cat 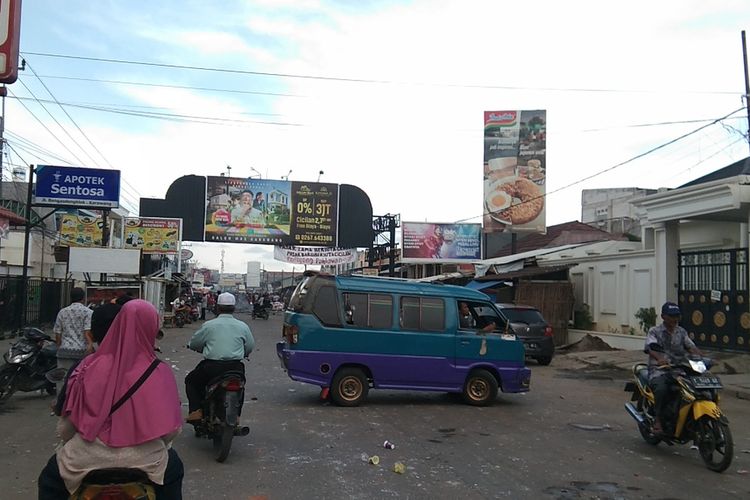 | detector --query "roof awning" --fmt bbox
[465,279,506,291]
[0,206,26,225]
